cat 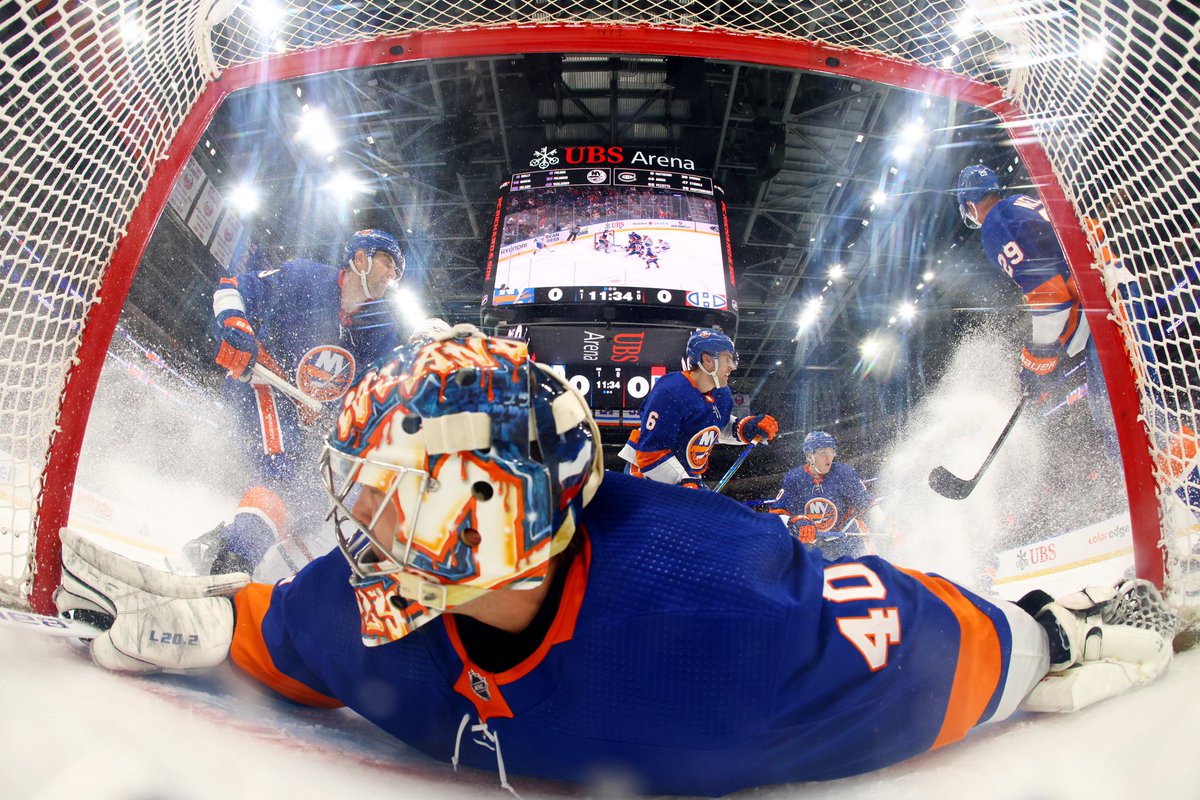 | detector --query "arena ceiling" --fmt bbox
[128,51,1031,473]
